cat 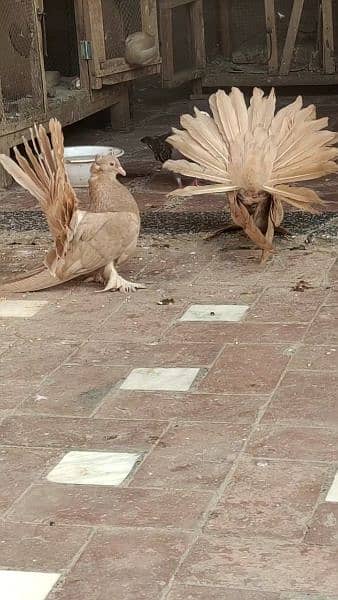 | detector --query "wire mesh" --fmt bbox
[102,0,143,60]
[0,0,43,120]
[203,0,324,78]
